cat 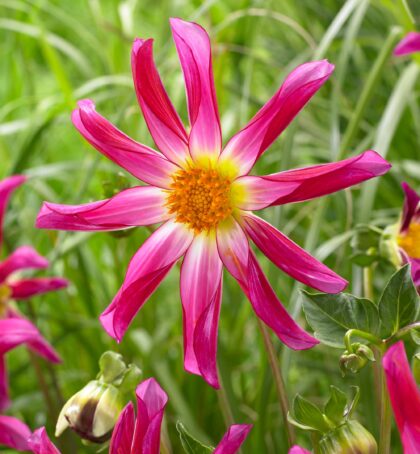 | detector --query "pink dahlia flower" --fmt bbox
[394,32,420,56]
[28,377,251,454]
[0,175,67,409]
[382,341,420,453]
[36,18,390,388]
